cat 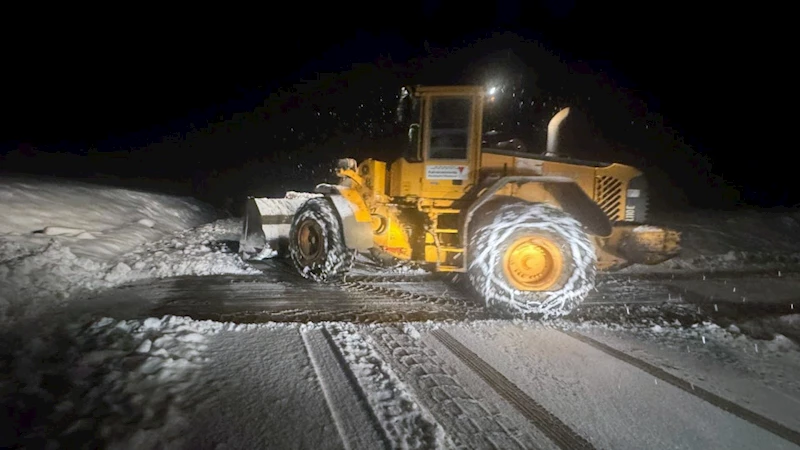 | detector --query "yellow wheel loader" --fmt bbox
[241,85,680,317]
